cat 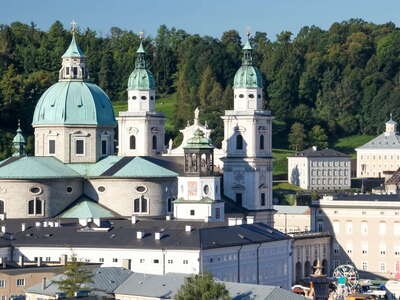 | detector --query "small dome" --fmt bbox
[233,65,263,89]
[32,81,116,126]
[184,129,214,149]
[127,68,155,90]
